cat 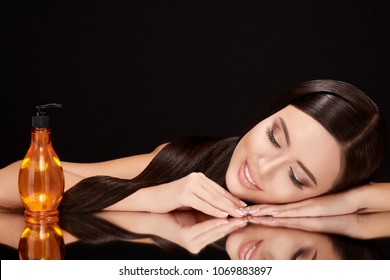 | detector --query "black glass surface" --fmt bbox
[1,210,390,260]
